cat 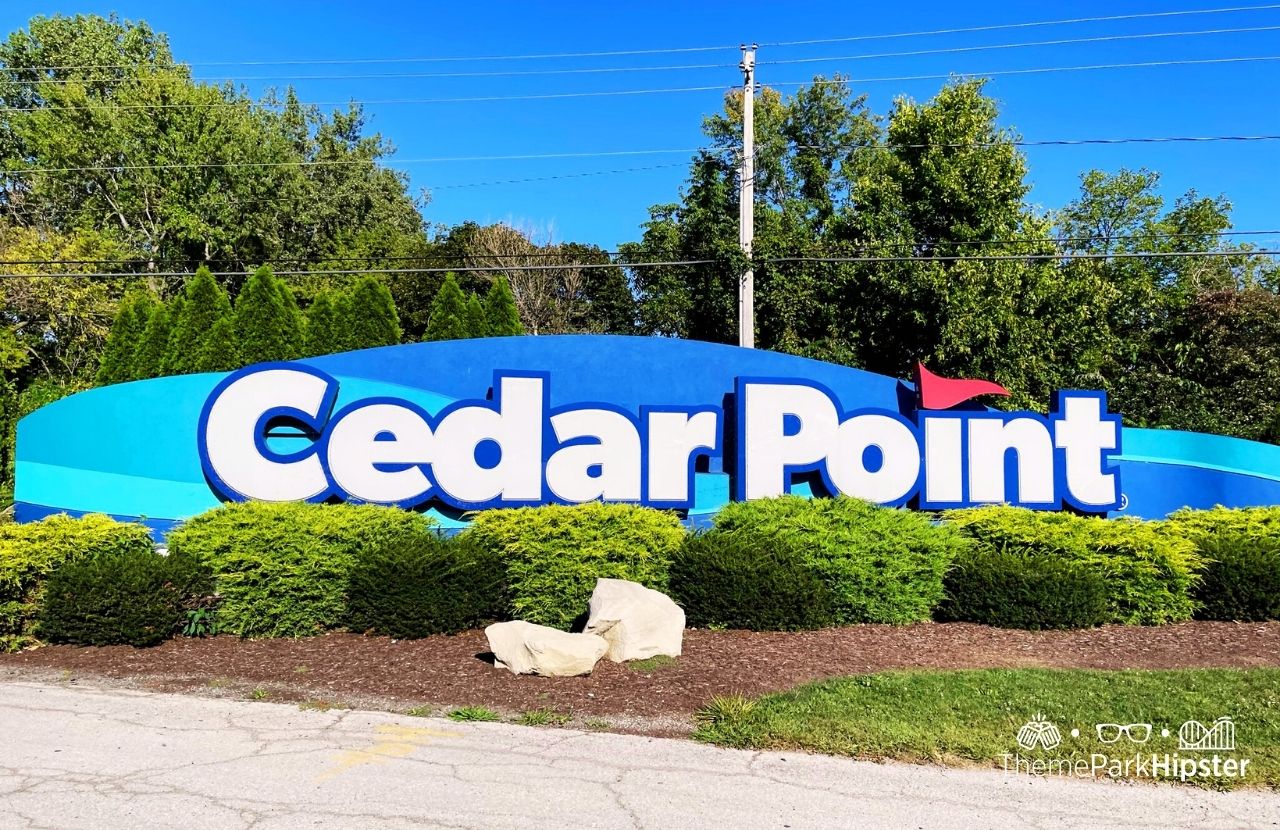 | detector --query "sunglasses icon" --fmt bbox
[1095,723,1152,744]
